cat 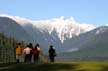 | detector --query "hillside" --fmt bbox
[0,17,33,43]
[56,26,108,61]
[0,33,17,63]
